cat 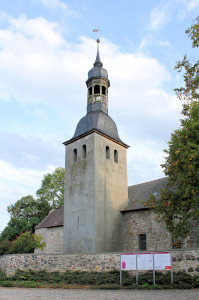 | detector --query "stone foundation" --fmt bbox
[0,249,199,277]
